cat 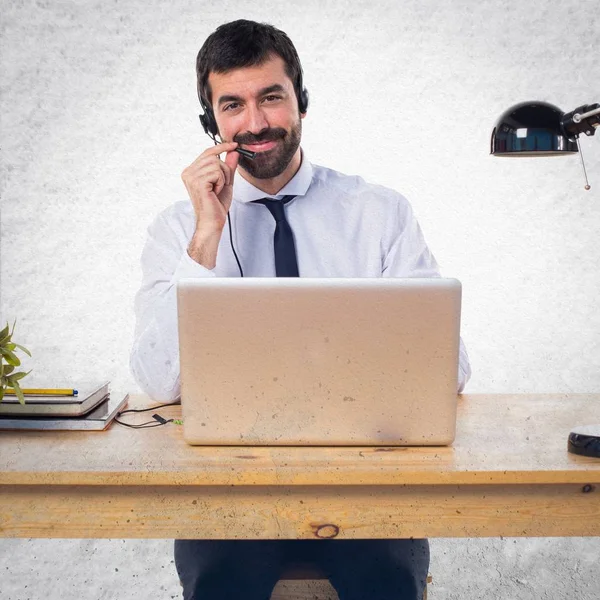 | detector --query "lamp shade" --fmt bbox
[490,101,578,156]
